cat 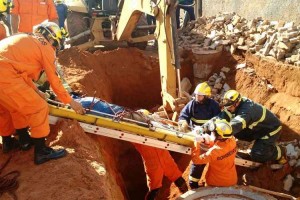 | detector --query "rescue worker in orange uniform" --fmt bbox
[192,119,237,187]
[133,144,188,200]
[11,0,58,33]
[0,21,85,165]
